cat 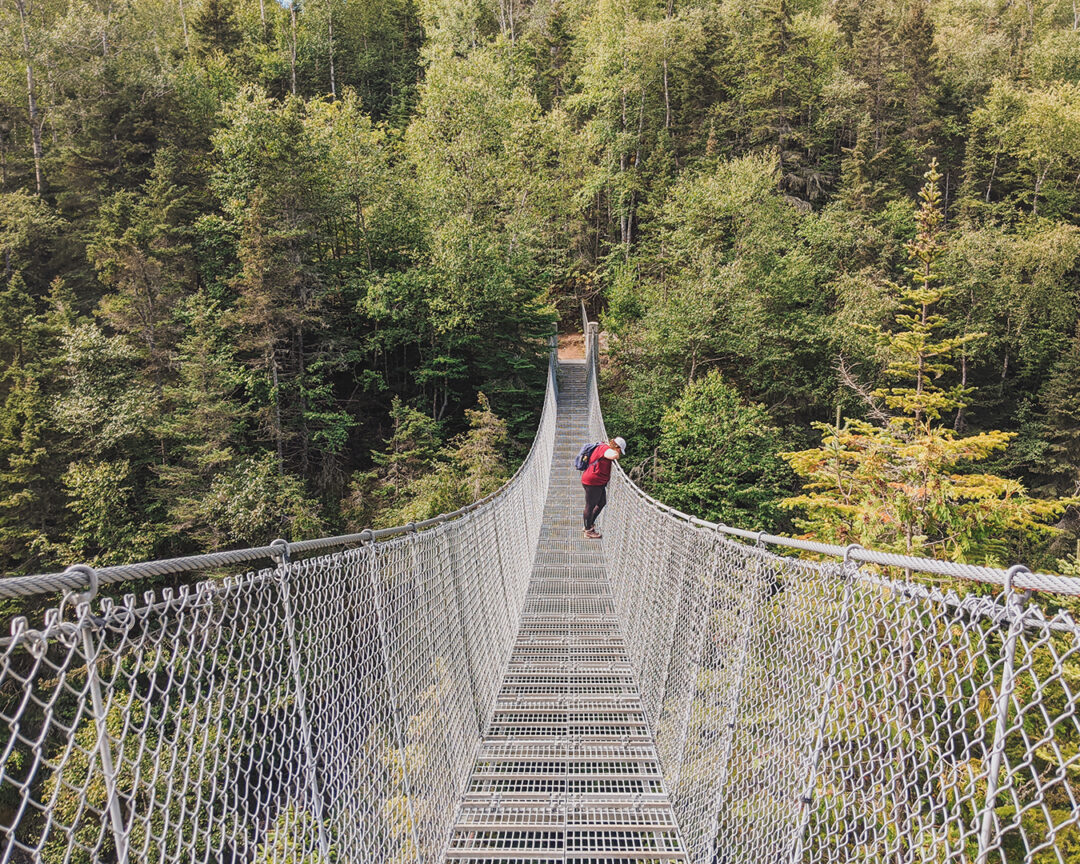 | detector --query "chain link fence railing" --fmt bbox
[0,342,558,864]
[582,313,1080,864]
